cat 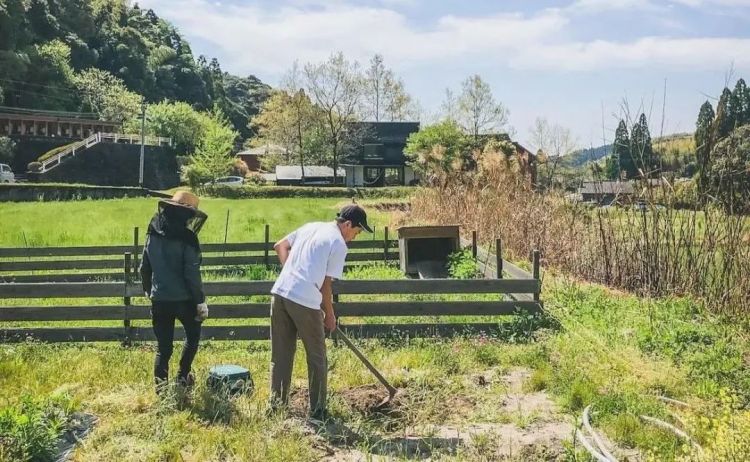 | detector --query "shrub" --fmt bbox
[245,171,266,186]
[200,185,415,199]
[447,249,479,279]
[0,394,75,462]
